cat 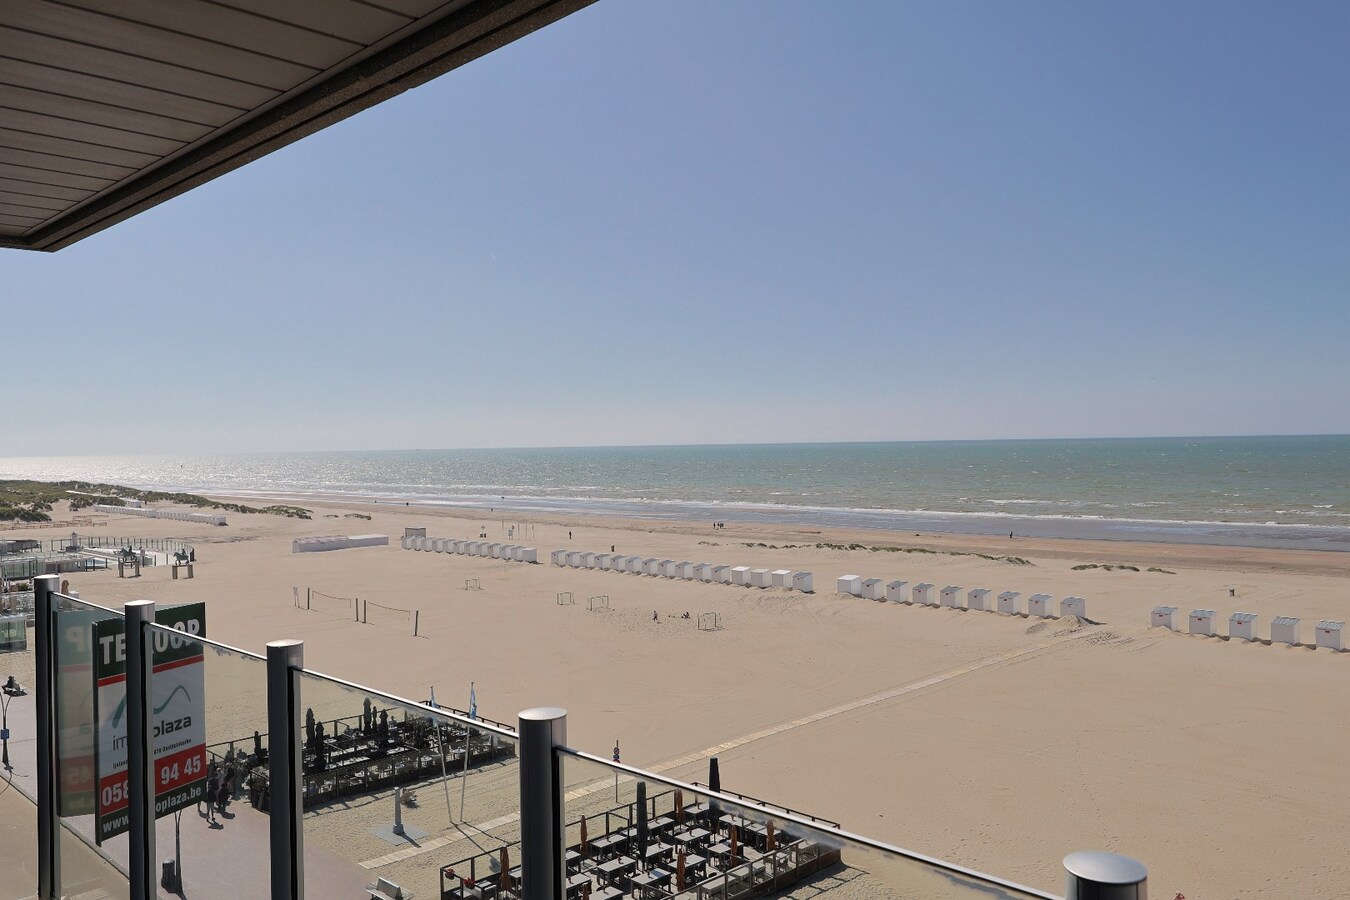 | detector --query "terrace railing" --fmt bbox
[18,576,1149,900]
